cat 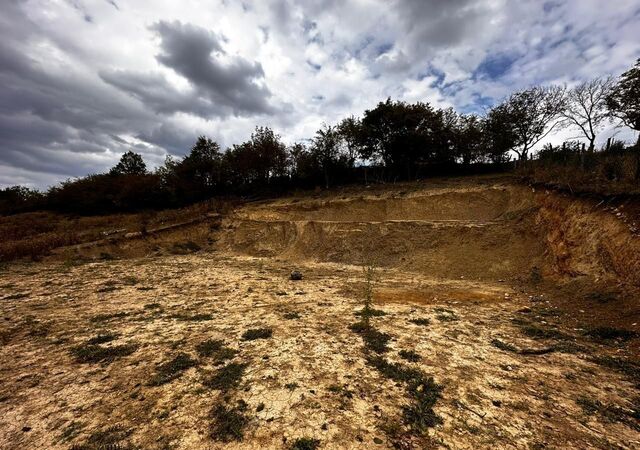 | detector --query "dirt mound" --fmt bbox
[219,185,544,281]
